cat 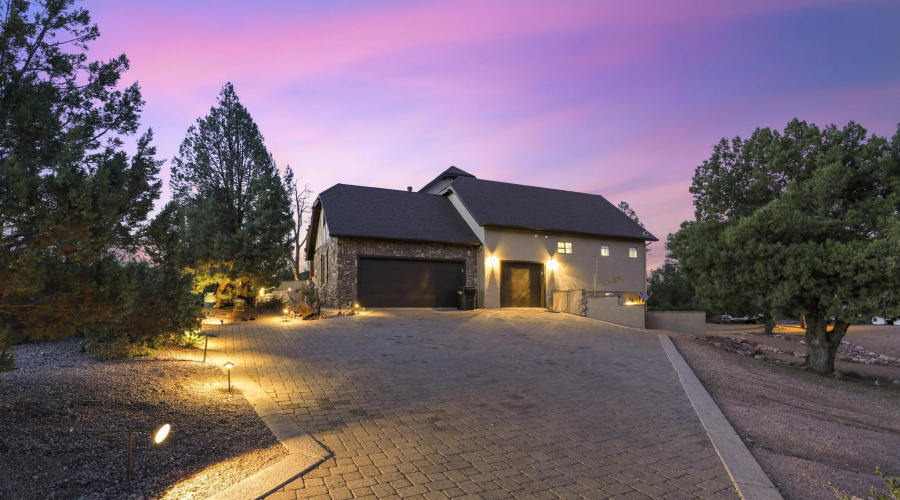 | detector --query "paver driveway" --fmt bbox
[216,309,738,499]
